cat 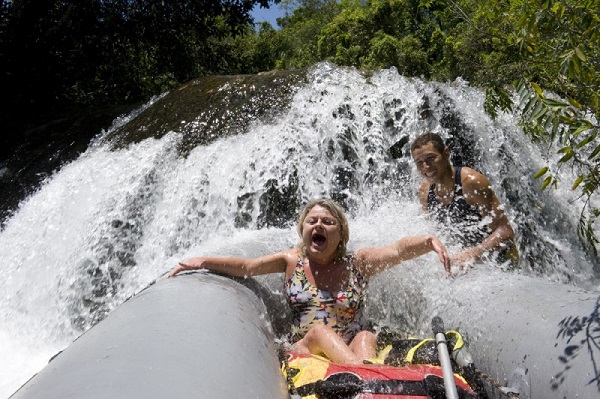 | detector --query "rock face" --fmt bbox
[103,70,307,153]
[0,69,307,226]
